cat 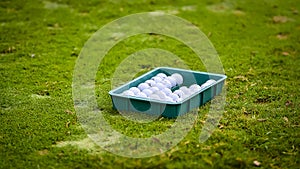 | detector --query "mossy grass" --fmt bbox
[0,0,299,168]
